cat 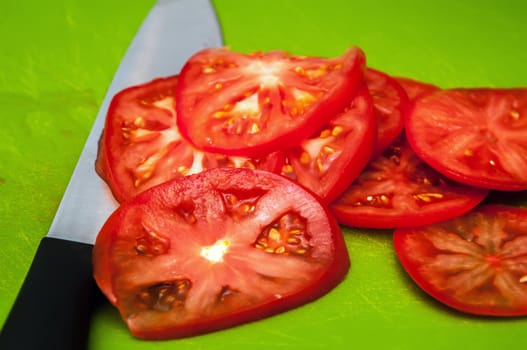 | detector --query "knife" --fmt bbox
[0,1,223,349]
